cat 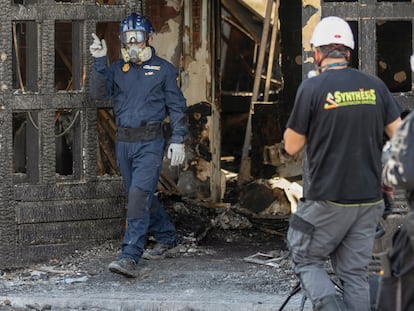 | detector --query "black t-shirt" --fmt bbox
[287,68,402,202]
